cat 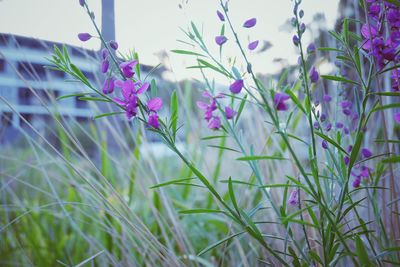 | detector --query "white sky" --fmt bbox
[0,0,339,81]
